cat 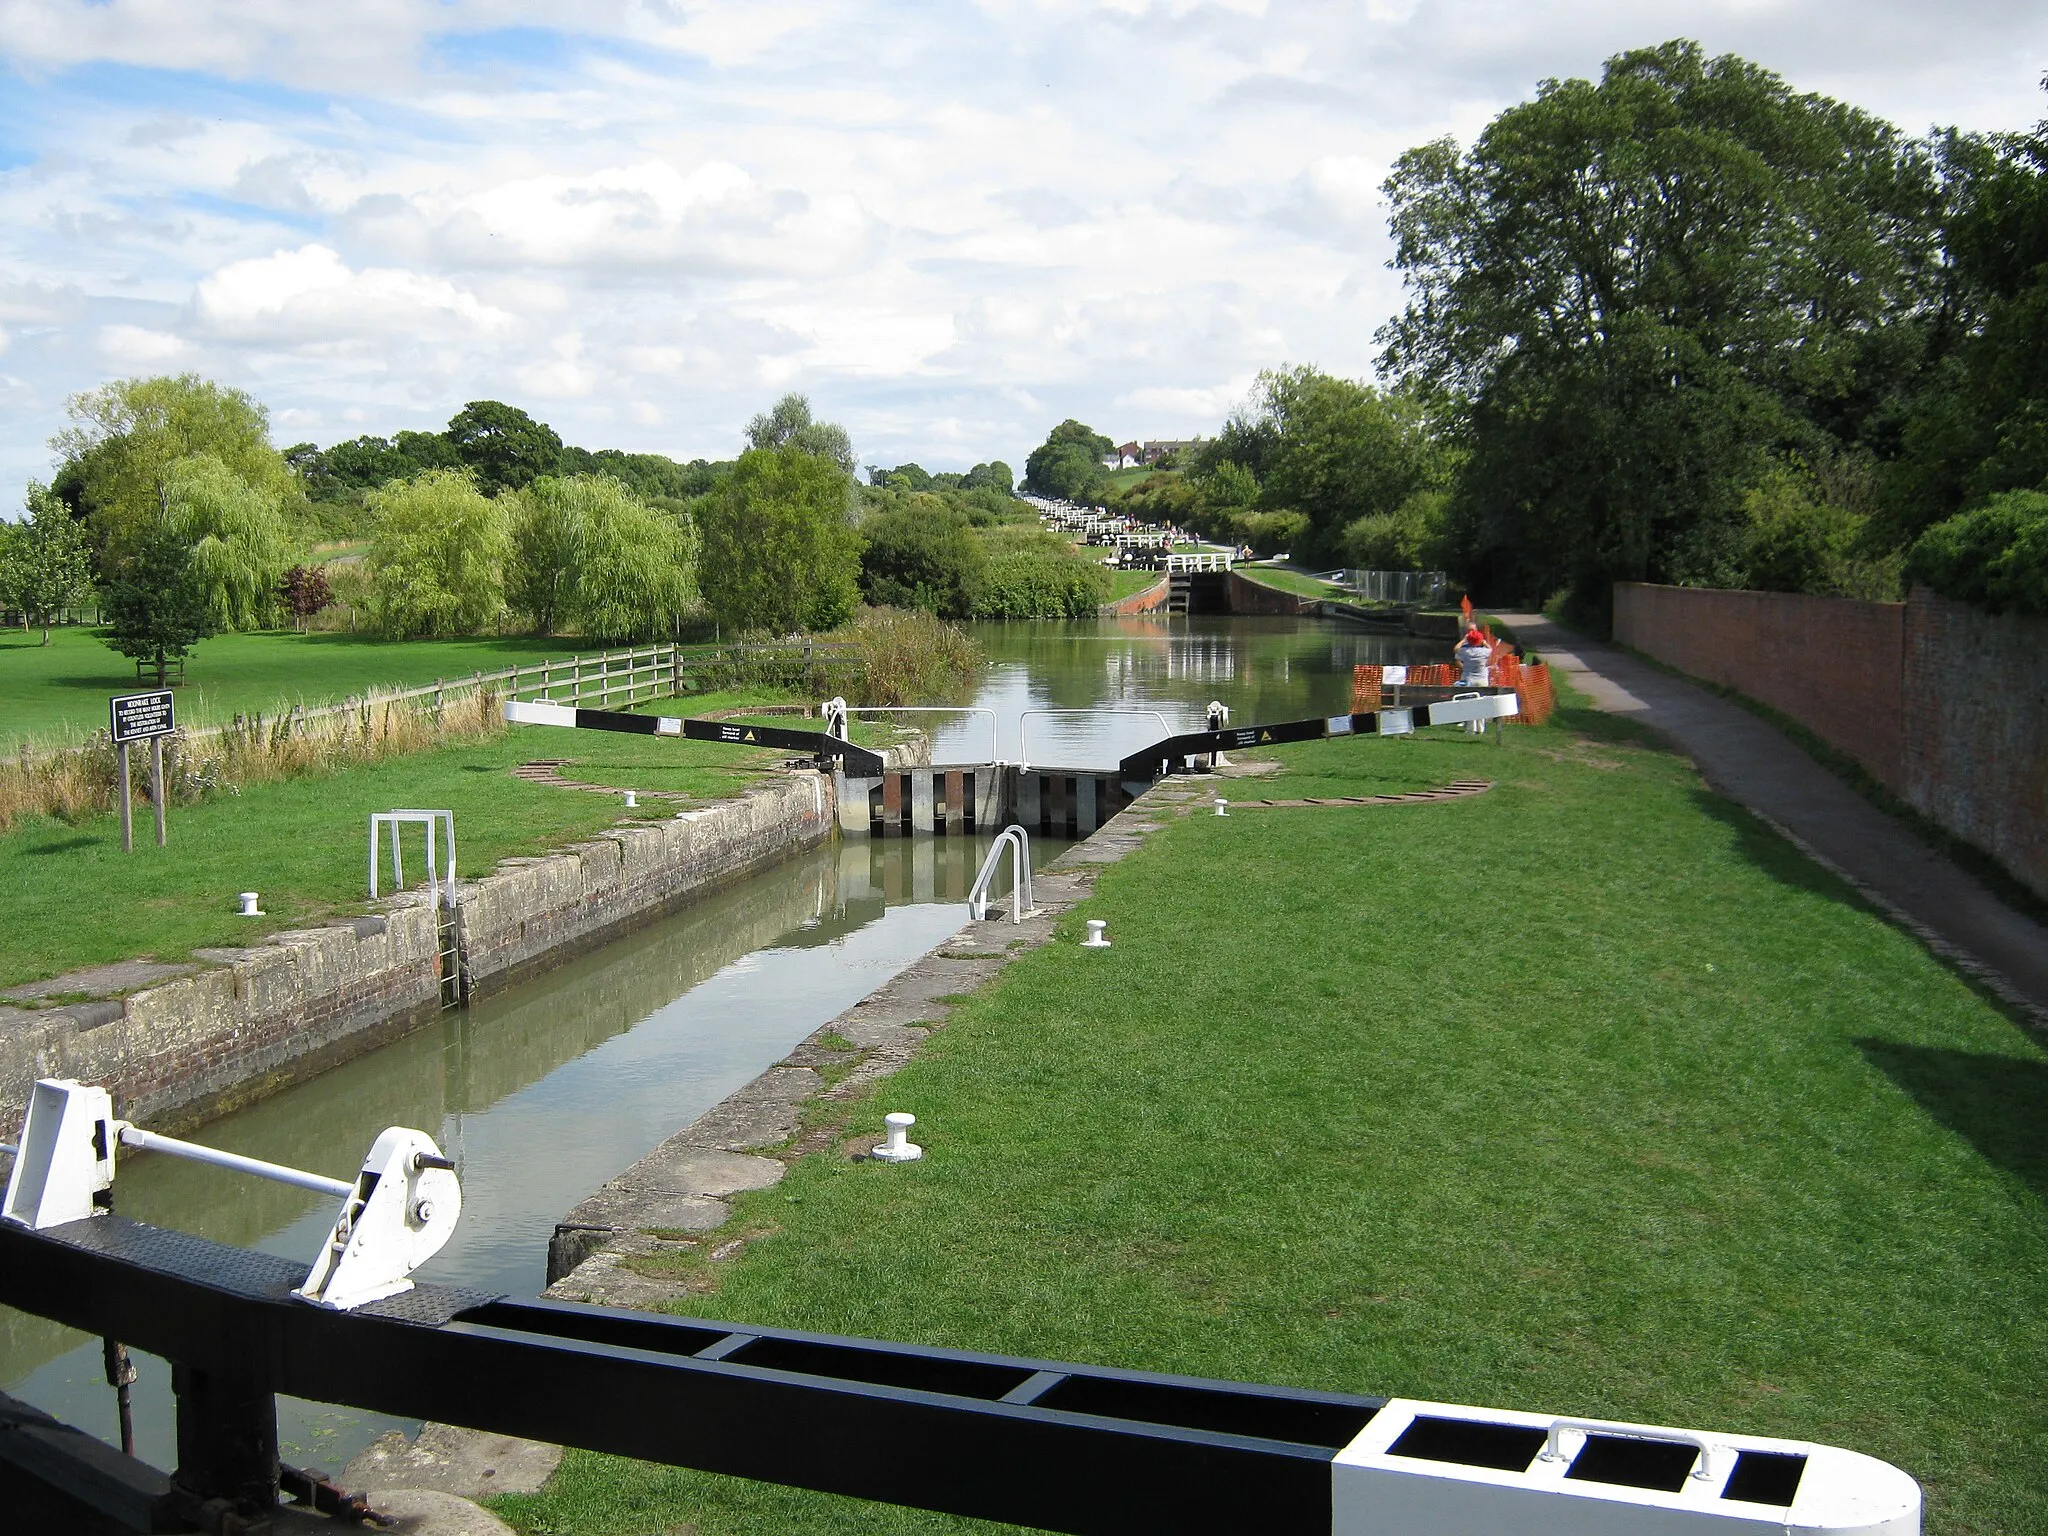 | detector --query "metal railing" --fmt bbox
[1018,708,1174,769]
[836,705,1002,766]
[967,825,1034,922]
